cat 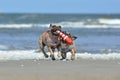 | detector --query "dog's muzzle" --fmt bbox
[51,28,61,36]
